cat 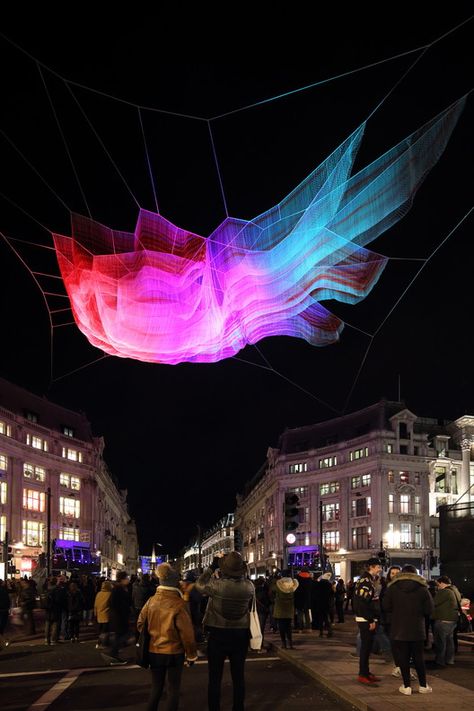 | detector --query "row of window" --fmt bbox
[20,490,81,517]
[389,493,421,514]
[290,447,370,474]
[21,520,82,547]
[0,459,82,489]
[1,416,75,438]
